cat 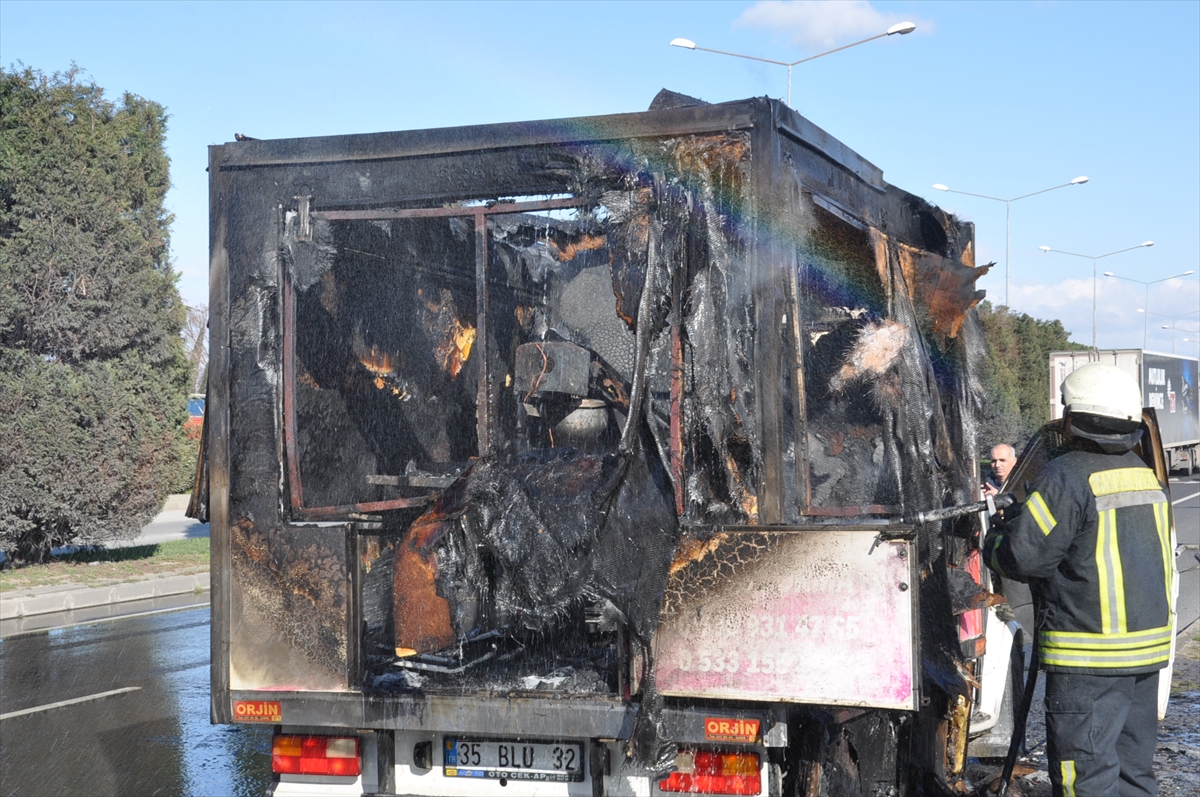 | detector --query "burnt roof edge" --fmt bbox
[217,98,759,170]
[216,94,888,197]
[774,101,886,192]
